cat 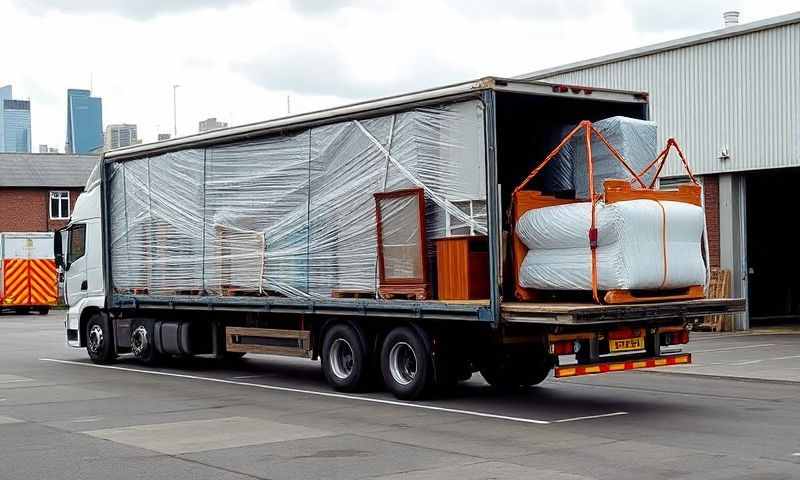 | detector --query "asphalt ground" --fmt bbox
[1,311,799,479]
